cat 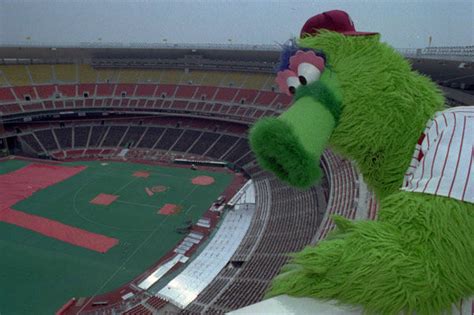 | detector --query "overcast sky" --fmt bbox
[0,0,472,48]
